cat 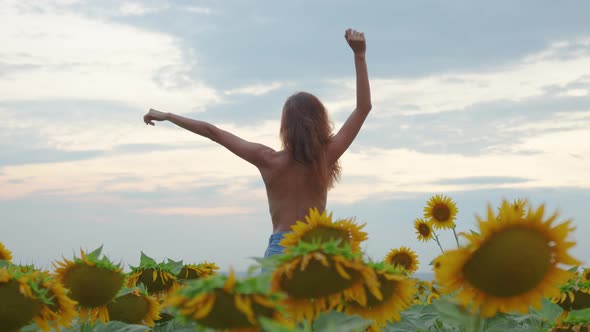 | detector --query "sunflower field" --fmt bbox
[2,195,590,332]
